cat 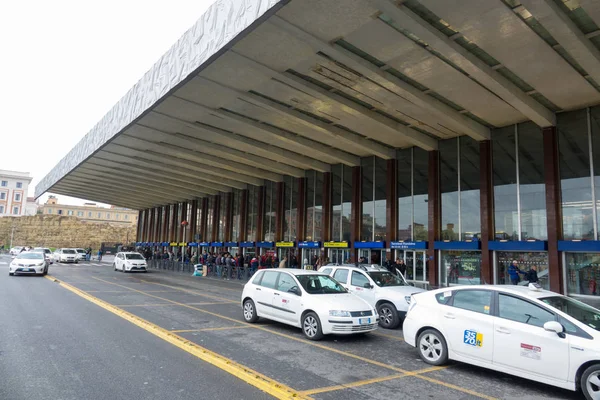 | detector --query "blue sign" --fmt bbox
[135,242,141,246]
[225,241,239,247]
[198,242,210,247]
[354,241,385,249]
[240,241,255,248]
[162,242,169,247]
[298,241,321,249]
[188,242,199,247]
[256,241,275,248]
[488,240,547,252]
[558,240,600,252]
[434,241,481,250]
[390,241,427,250]
[210,242,224,247]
